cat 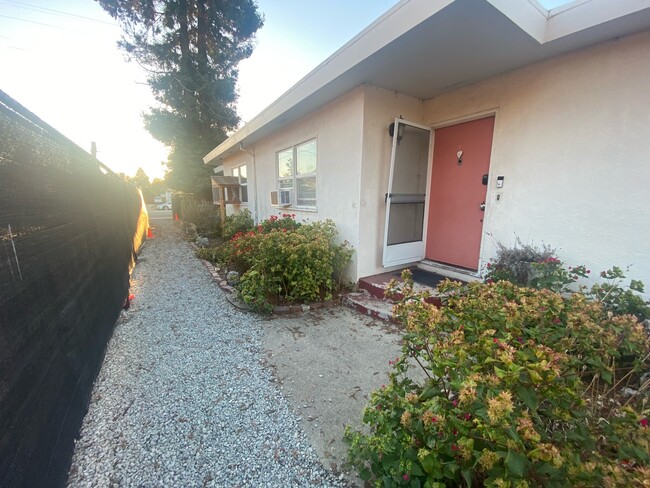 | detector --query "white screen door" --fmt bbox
[382,119,432,267]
